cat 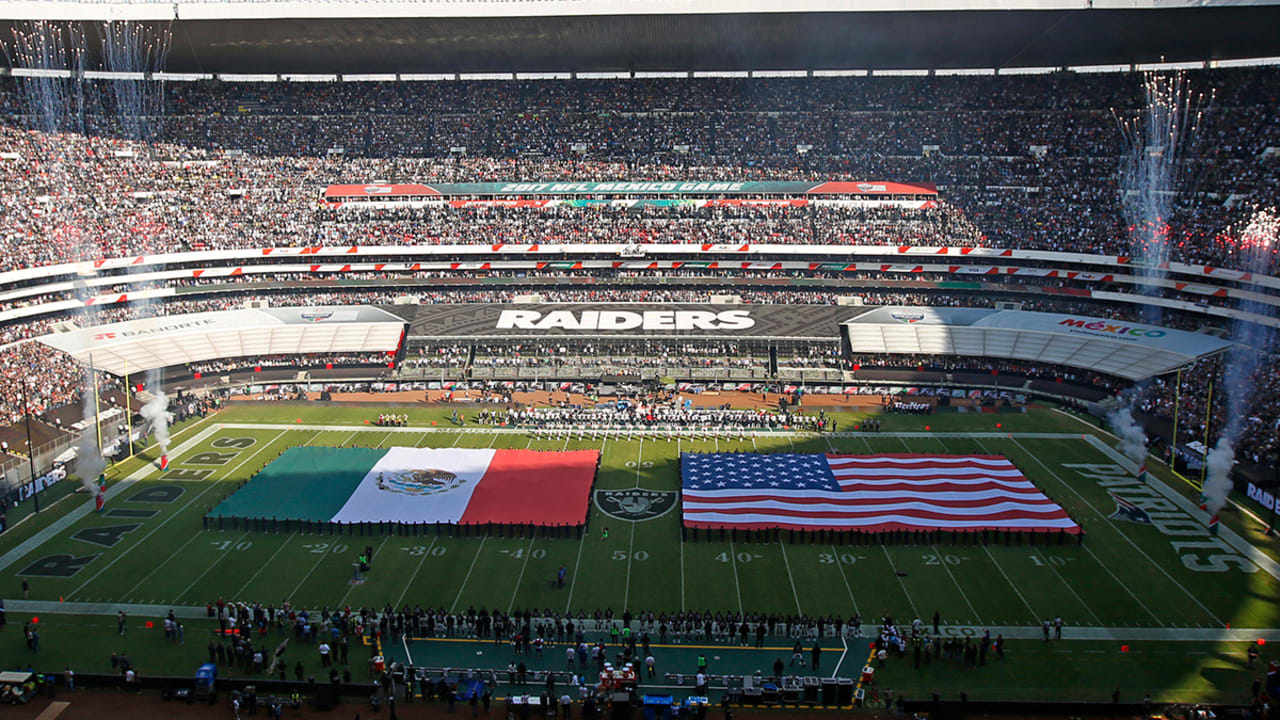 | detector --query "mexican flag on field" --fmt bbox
[209,446,600,526]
